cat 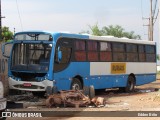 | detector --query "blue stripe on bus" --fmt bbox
[53,62,156,91]
[87,74,156,89]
